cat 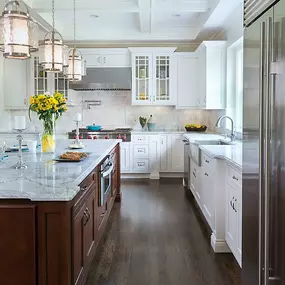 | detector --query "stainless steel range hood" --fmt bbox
[69,67,132,91]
